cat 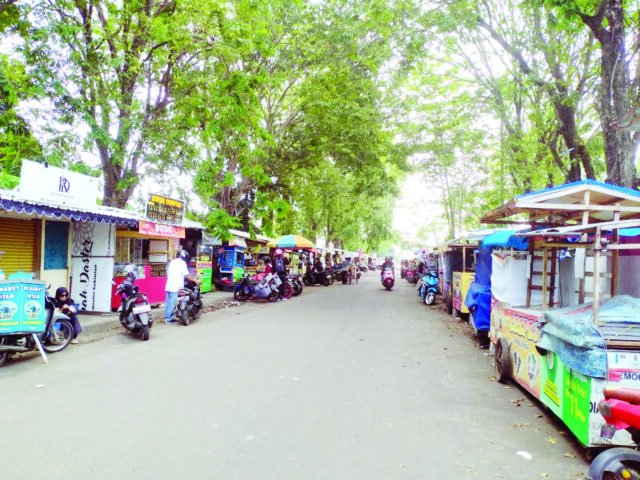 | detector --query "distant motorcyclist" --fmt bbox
[380,256,394,279]
[314,257,324,273]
